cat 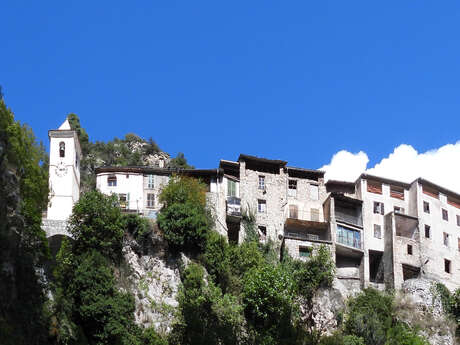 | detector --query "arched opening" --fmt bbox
[59,141,65,157]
